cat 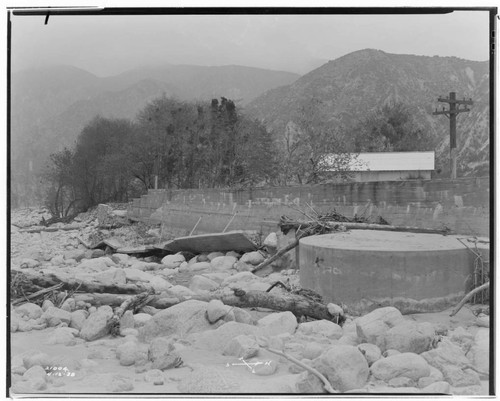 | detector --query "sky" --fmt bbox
[9,9,492,77]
